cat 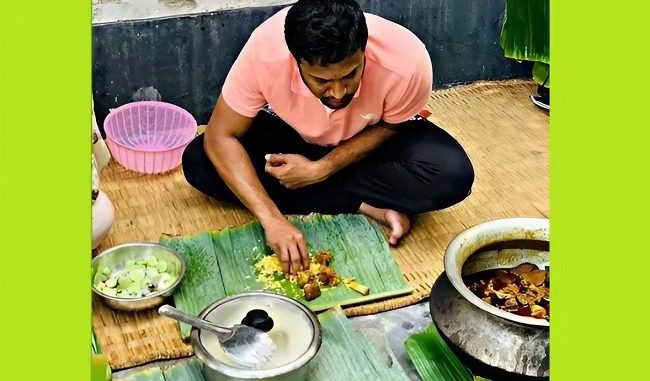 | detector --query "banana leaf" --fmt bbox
[405,324,474,381]
[309,305,411,380]
[116,361,202,381]
[121,367,165,381]
[91,330,100,354]
[500,0,549,64]
[91,354,111,381]
[532,61,550,87]
[161,233,230,336]
[162,358,204,381]
[161,213,413,338]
